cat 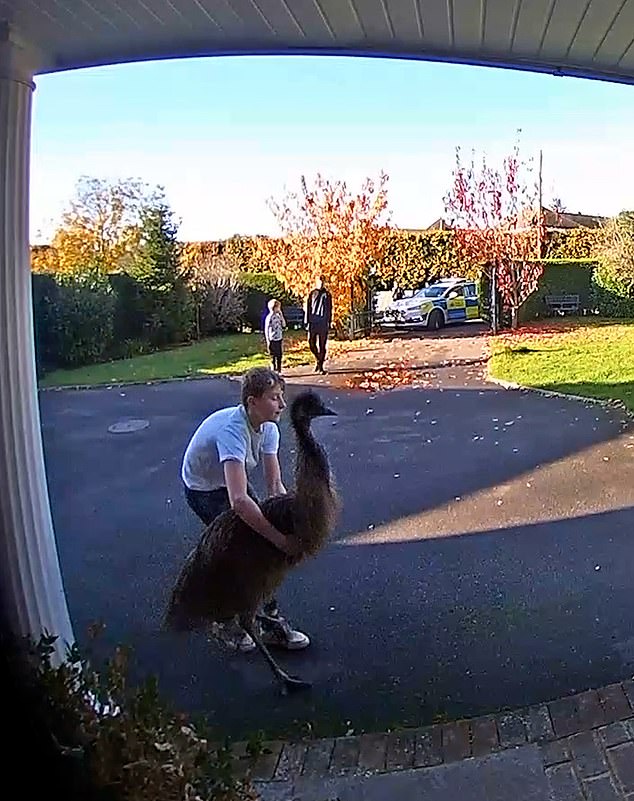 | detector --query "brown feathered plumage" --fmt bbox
[165,391,340,653]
